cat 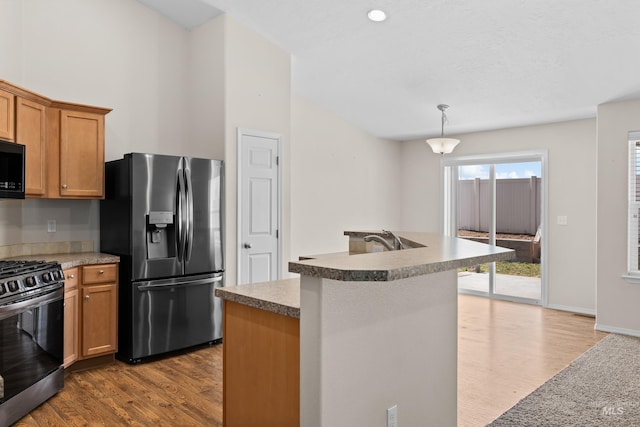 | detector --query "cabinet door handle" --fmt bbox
[243,243,252,249]
[62,184,68,189]
[67,274,75,279]
[85,295,90,301]
[99,270,104,274]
